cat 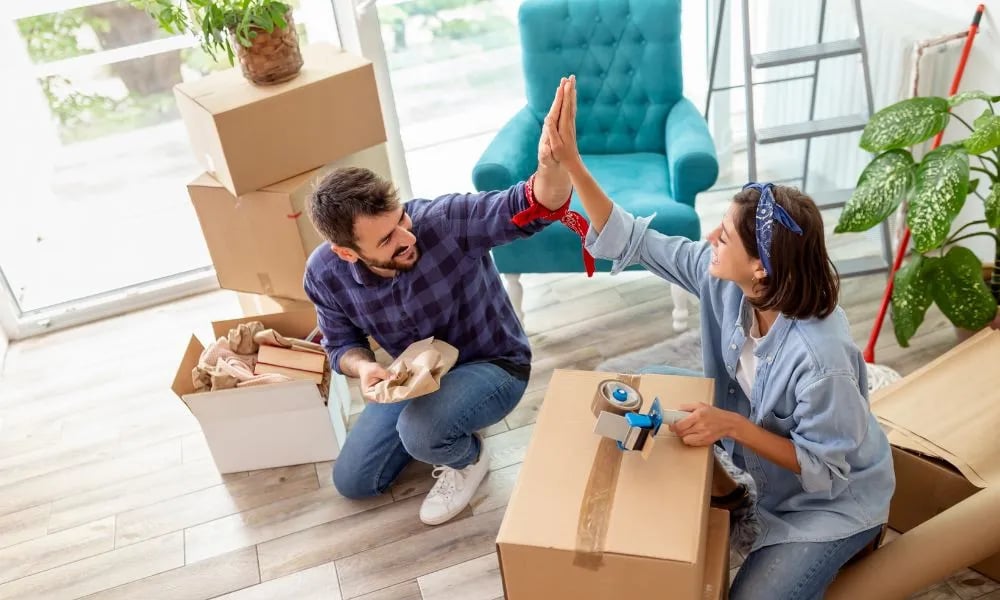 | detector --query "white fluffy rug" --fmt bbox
[596,328,703,373]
